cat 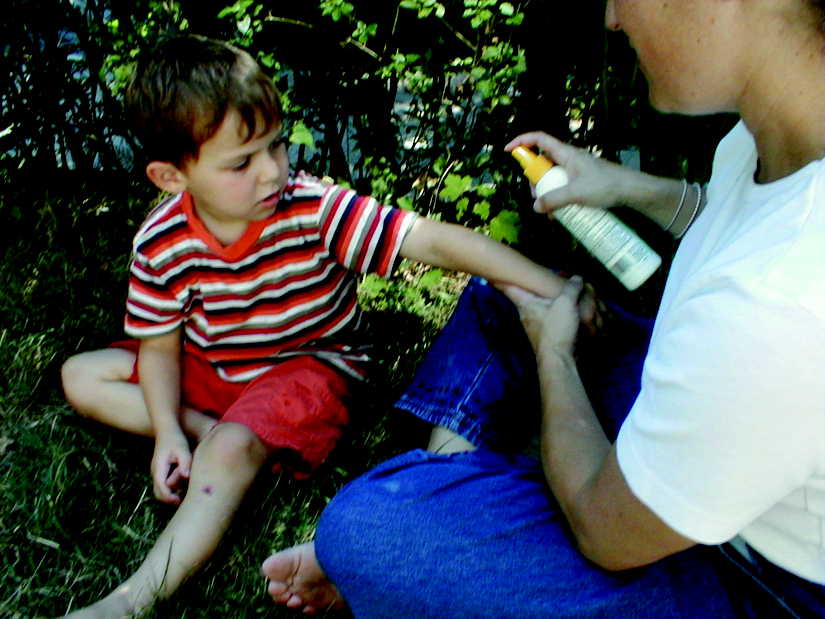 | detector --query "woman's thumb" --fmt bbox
[534,184,577,214]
